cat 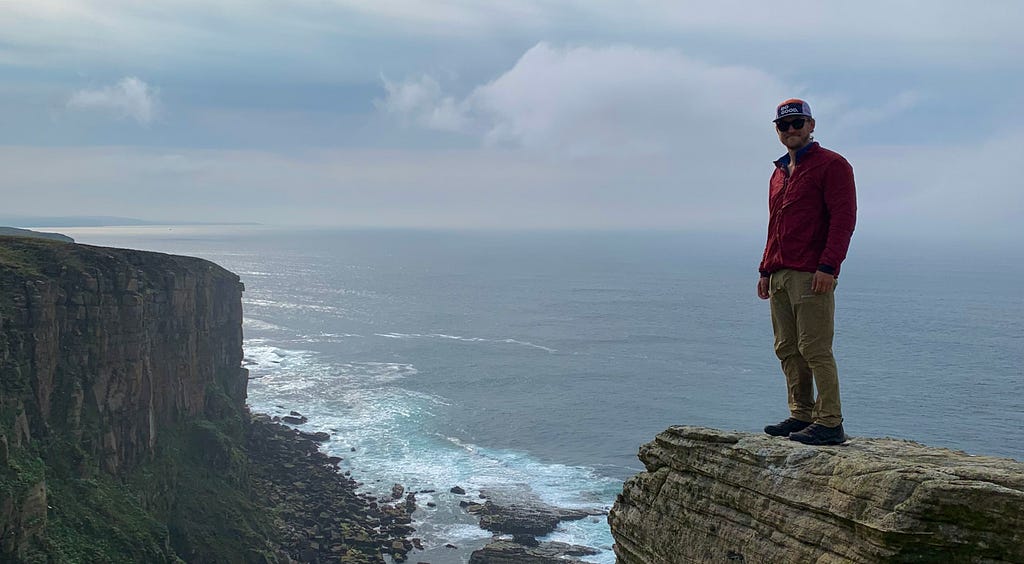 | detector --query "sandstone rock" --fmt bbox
[609,425,1024,563]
